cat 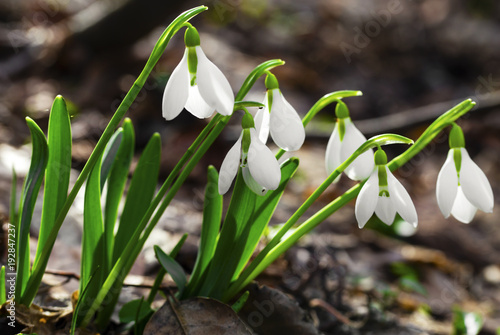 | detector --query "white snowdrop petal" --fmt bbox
[355,169,379,228]
[247,129,281,191]
[450,186,478,224]
[185,83,214,118]
[269,89,305,151]
[254,104,270,144]
[386,167,418,227]
[375,195,397,225]
[196,46,235,116]
[325,123,342,177]
[341,120,374,181]
[242,166,268,196]
[459,148,494,213]
[218,135,242,195]
[436,149,459,218]
[162,49,190,120]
